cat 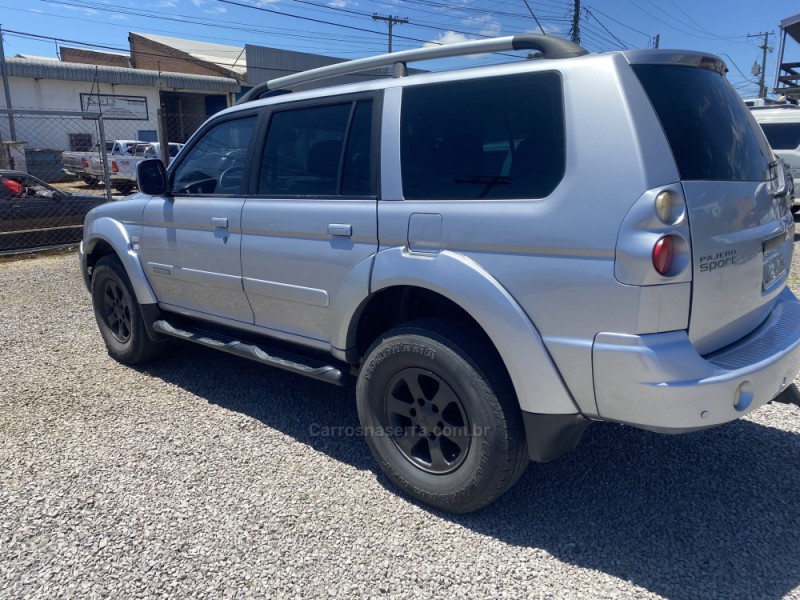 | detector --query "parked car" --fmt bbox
[750,105,800,212]
[86,140,147,194]
[100,143,185,195]
[134,142,184,161]
[61,148,97,184]
[0,170,106,251]
[62,140,142,186]
[80,36,800,513]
